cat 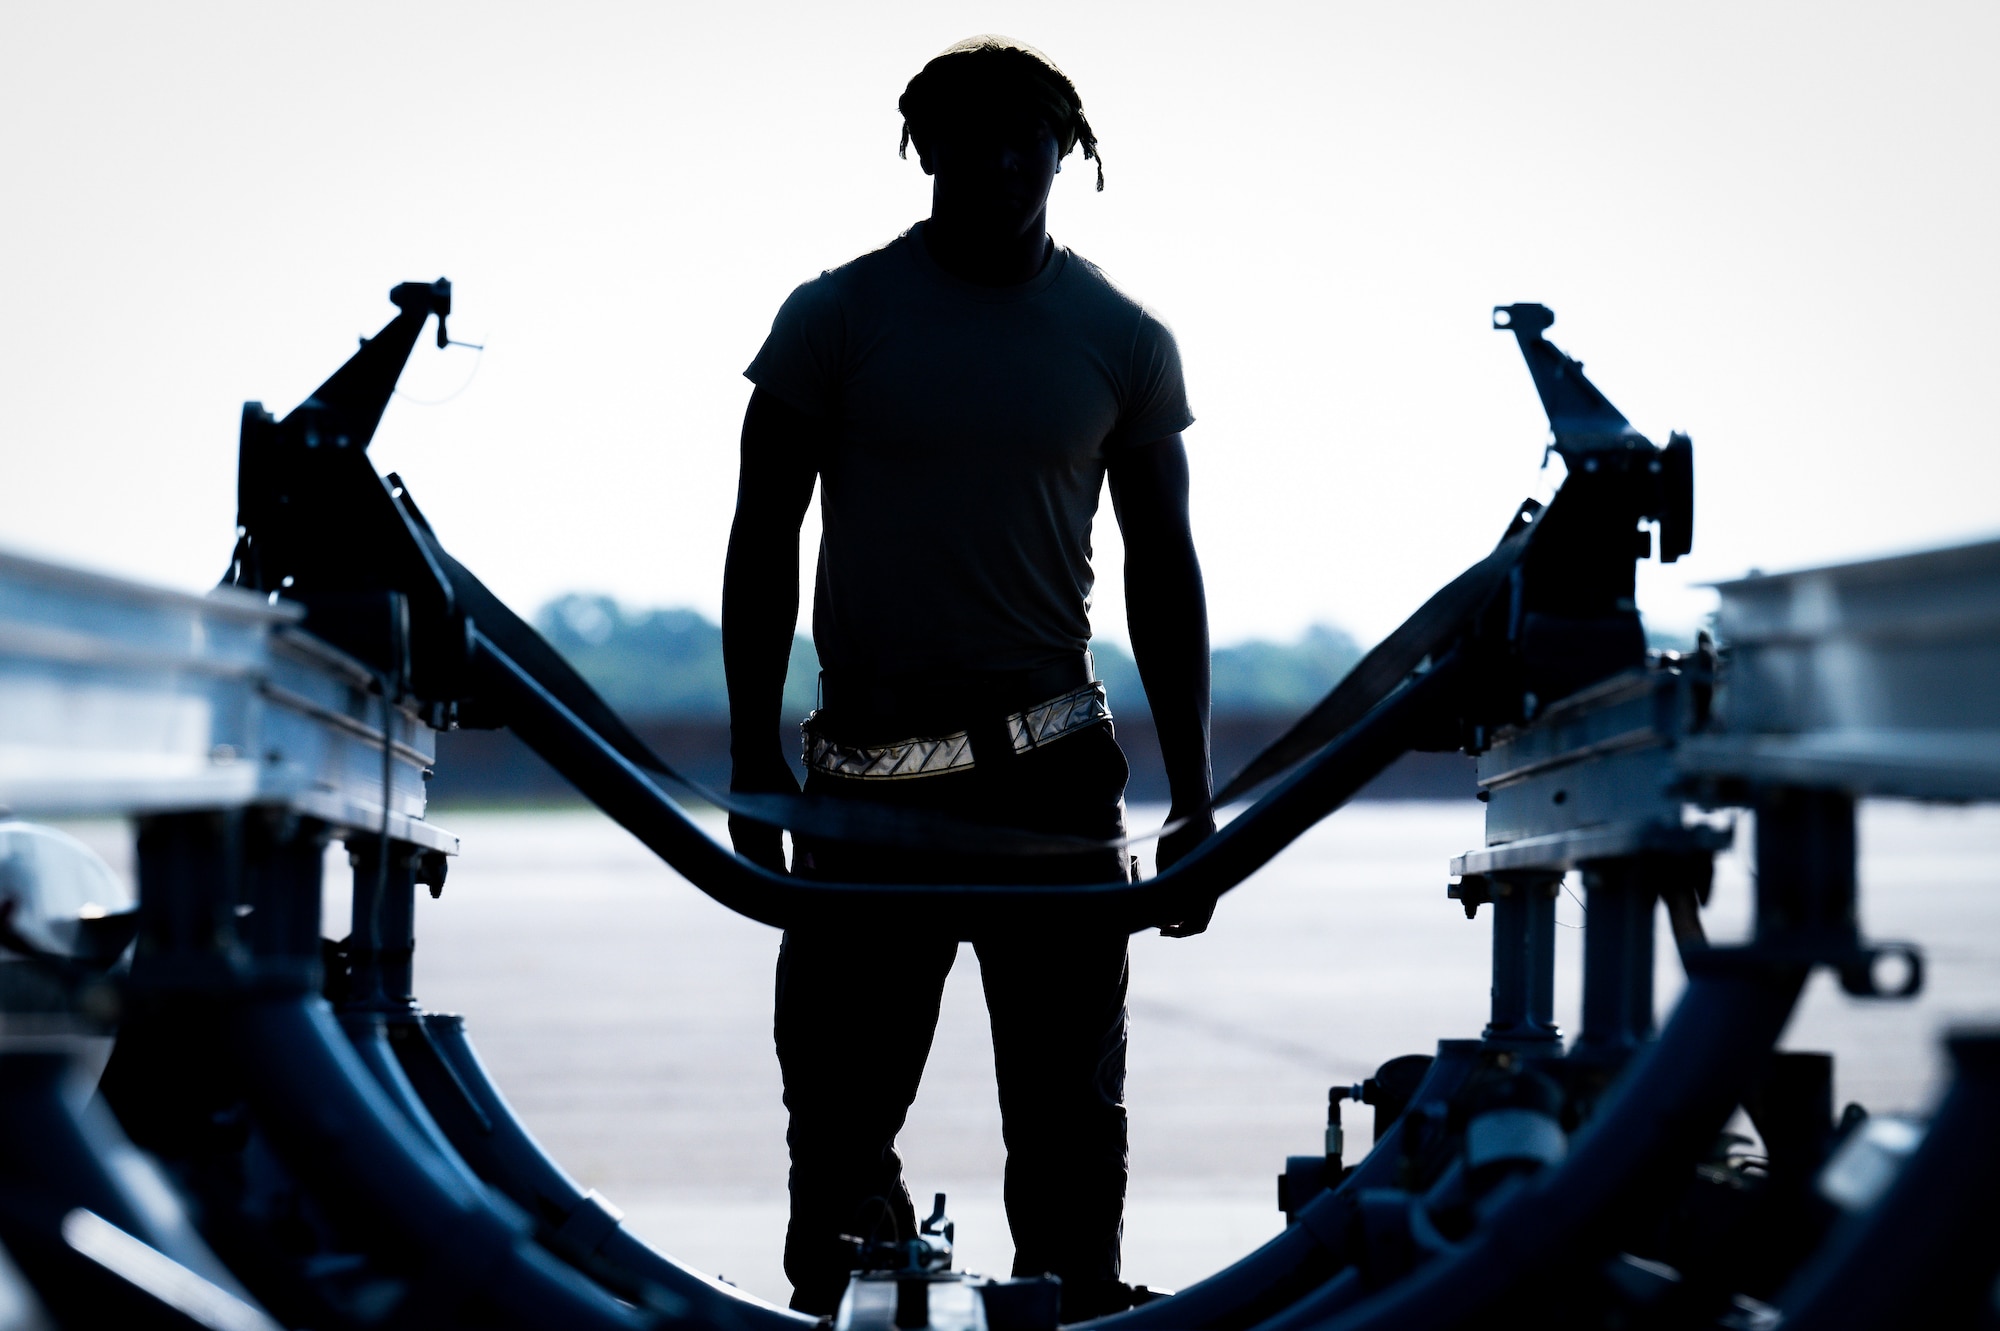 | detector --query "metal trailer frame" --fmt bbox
[3,281,1995,1329]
